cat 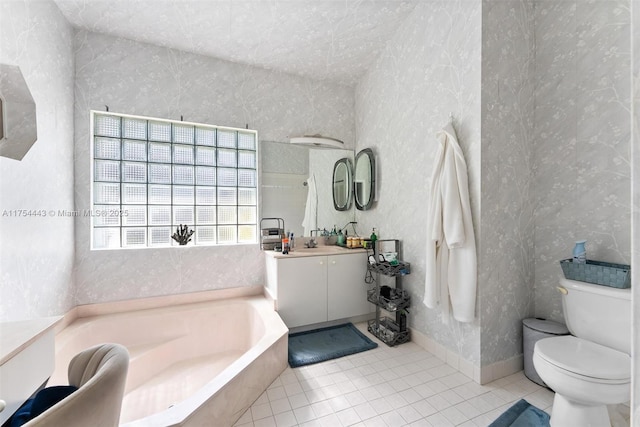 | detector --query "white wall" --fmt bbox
[533,0,632,322]
[479,0,631,373]
[355,0,483,365]
[480,0,536,367]
[0,0,75,322]
[631,1,639,423]
[72,31,355,305]
[355,0,632,378]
